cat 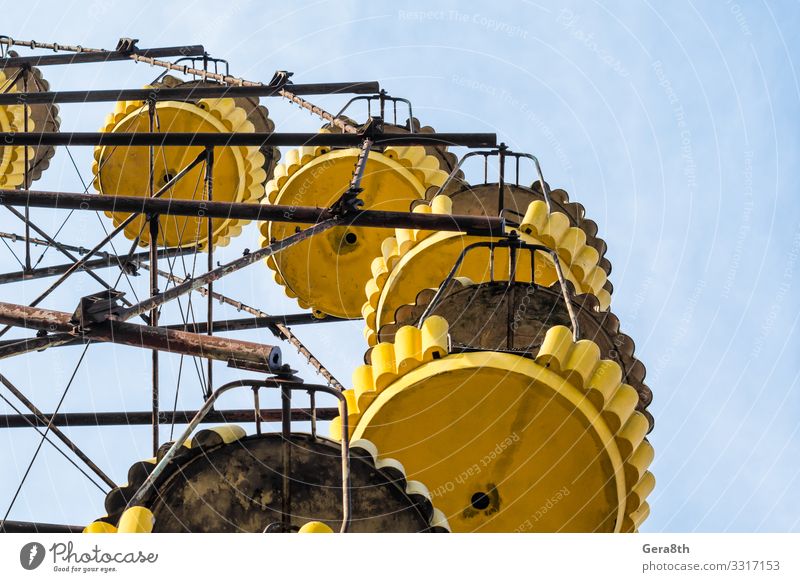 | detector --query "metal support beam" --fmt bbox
[0,45,205,67]
[0,520,83,533]
[0,312,342,357]
[0,131,497,148]
[0,302,282,371]
[0,333,79,359]
[0,407,338,428]
[0,246,195,285]
[161,313,346,333]
[117,134,375,324]
[0,190,505,235]
[0,82,382,105]
[0,151,206,339]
